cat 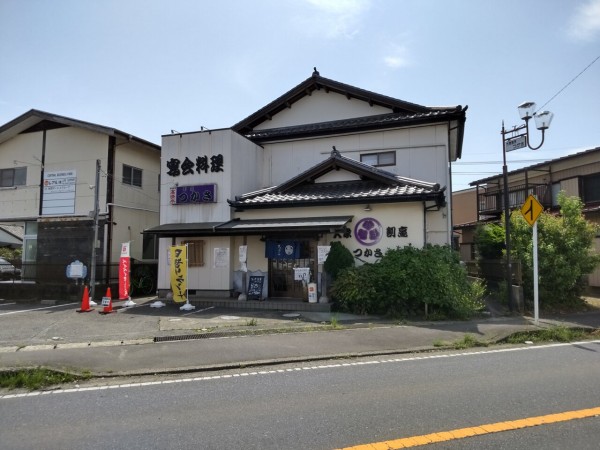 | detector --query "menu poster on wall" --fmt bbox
[318,246,331,264]
[214,247,229,268]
